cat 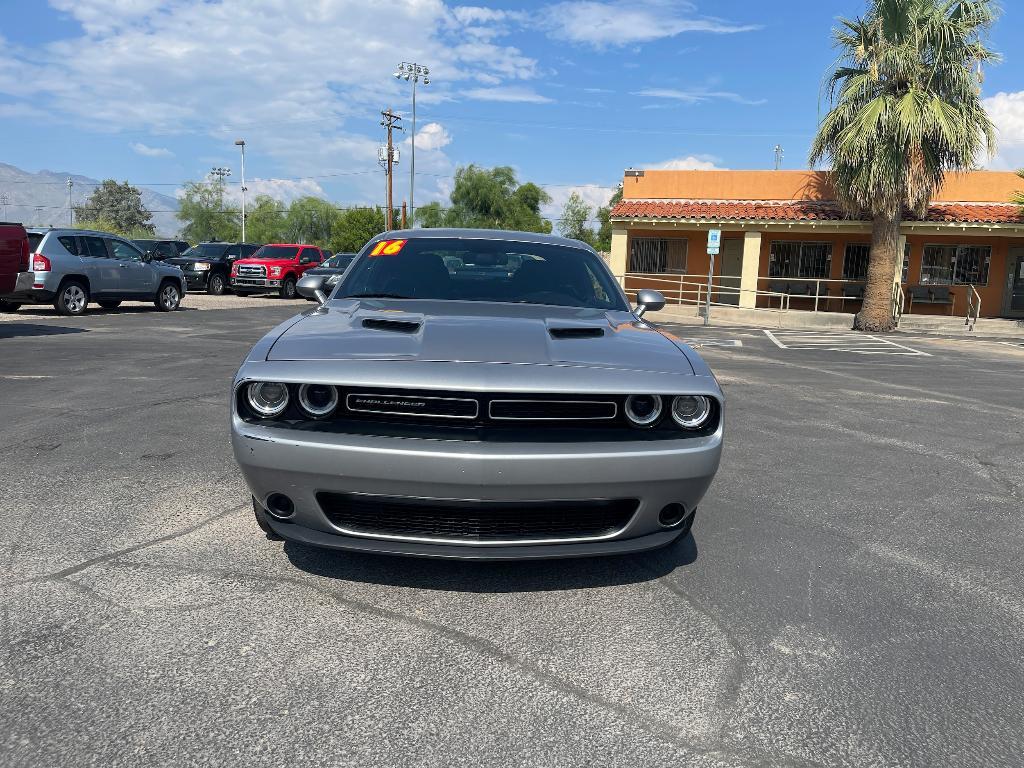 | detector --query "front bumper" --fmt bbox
[231,277,282,289]
[232,416,722,559]
[184,272,209,290]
